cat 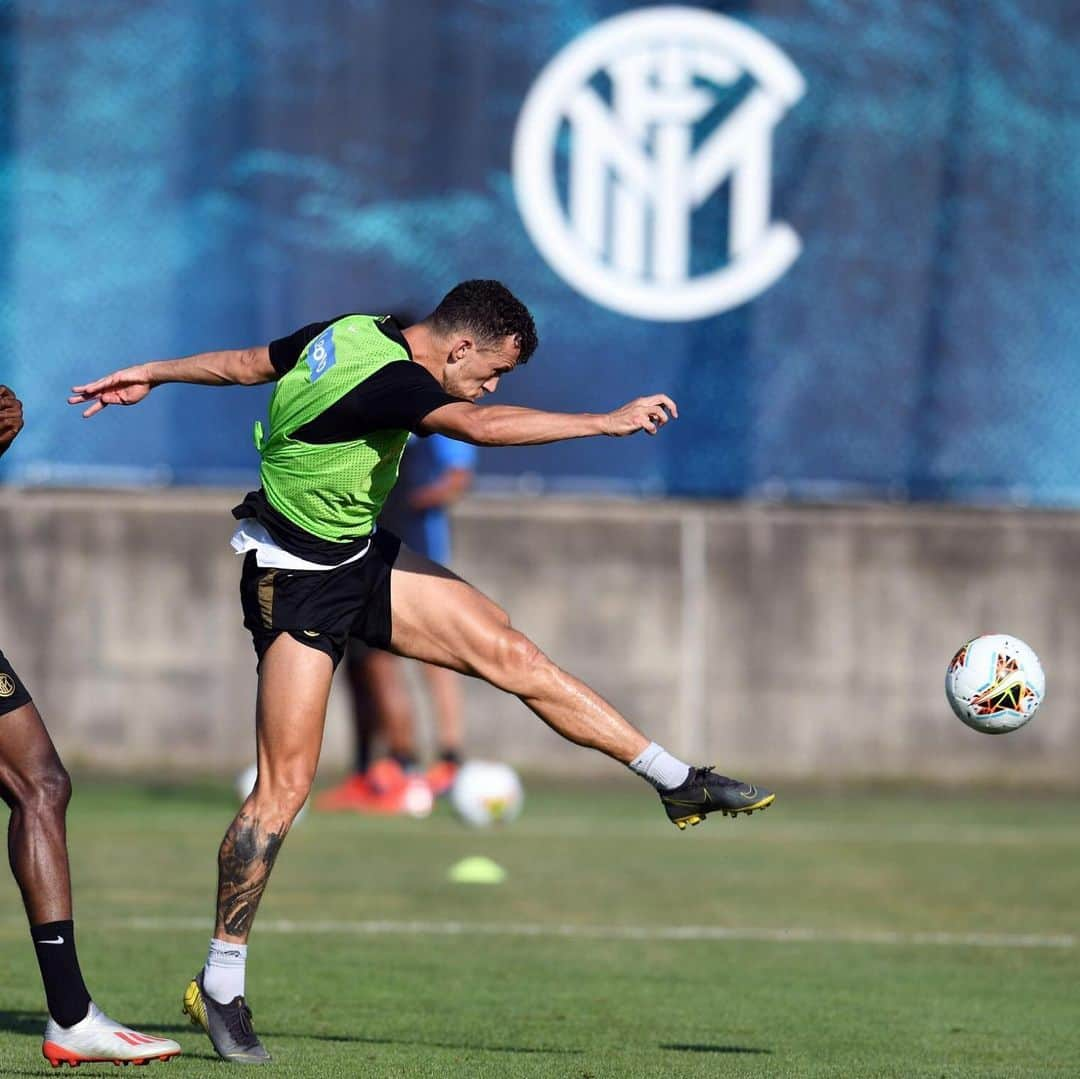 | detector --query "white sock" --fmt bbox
[203,939,247,1004]
[628,742,692,791]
